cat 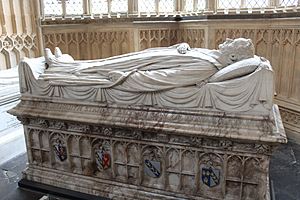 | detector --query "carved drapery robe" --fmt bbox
[40,47,222,92]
